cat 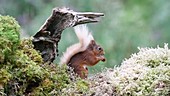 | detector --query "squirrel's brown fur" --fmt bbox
[60,25,105,79]
[68,40,105,79]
